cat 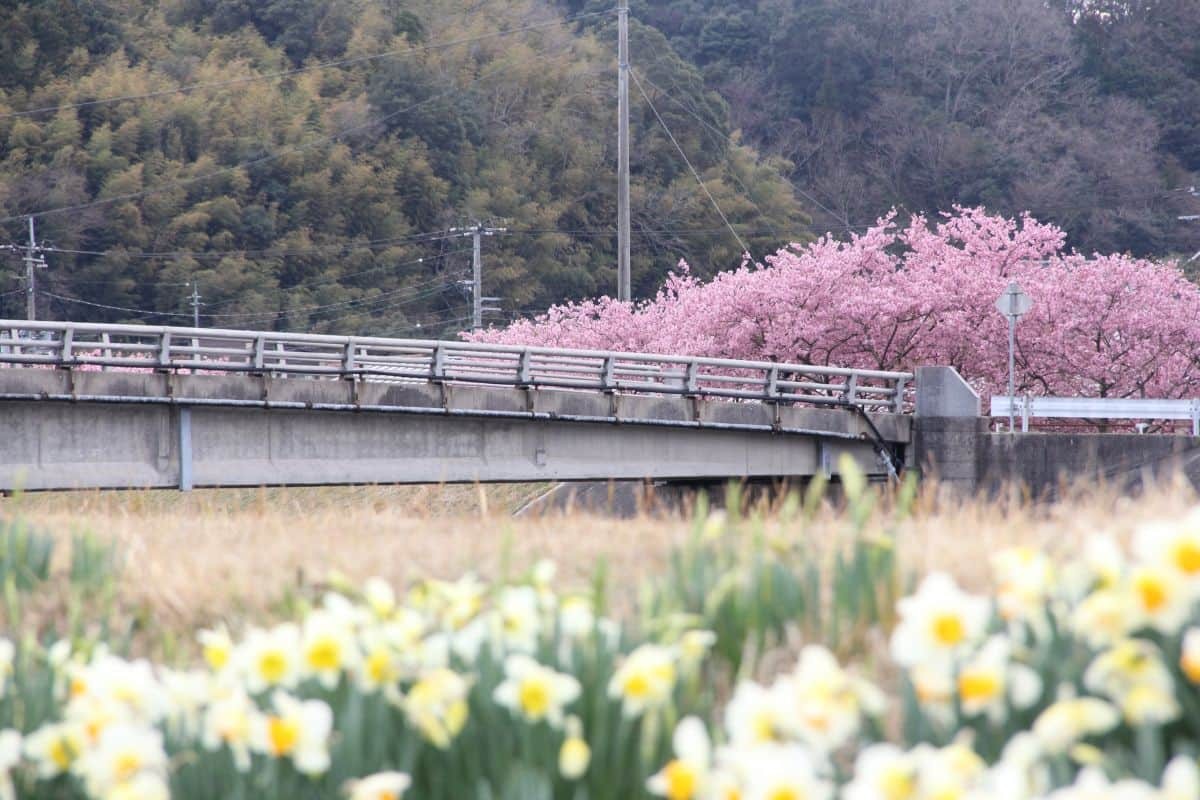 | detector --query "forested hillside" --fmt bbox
[0,0,804,334]
[2,0,1197,336]
[564,0,1200,258]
